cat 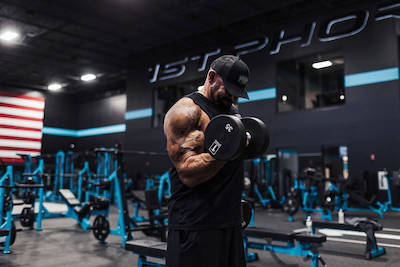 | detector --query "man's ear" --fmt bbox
[208,70,216,84]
